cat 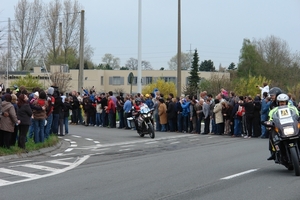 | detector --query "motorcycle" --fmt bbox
[263,105,300,176]
[130,104,155,139]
